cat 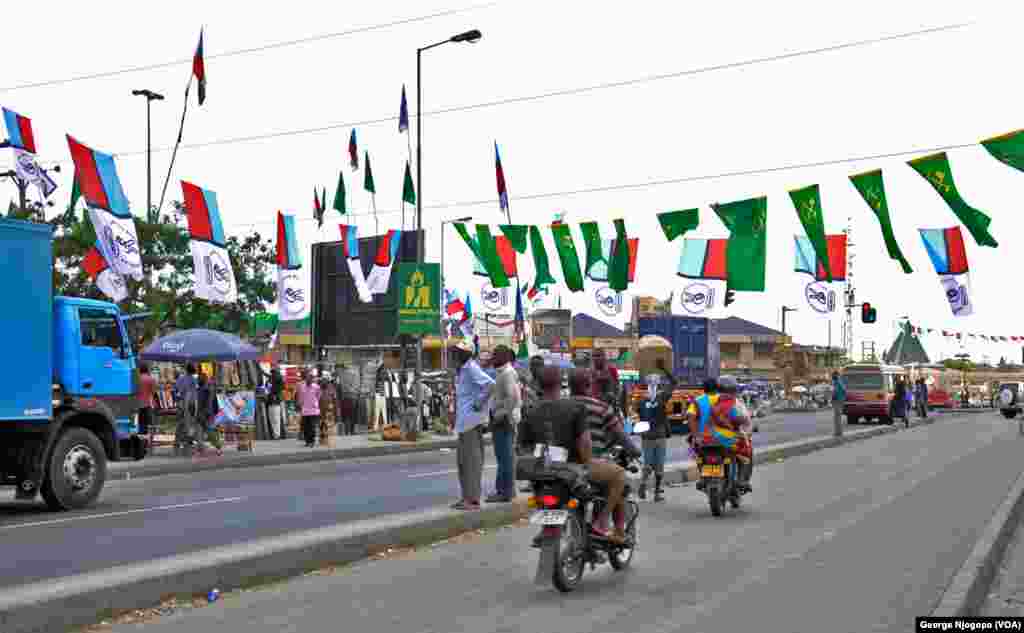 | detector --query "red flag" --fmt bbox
[193,29,206,106]
[82,247,108,279]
